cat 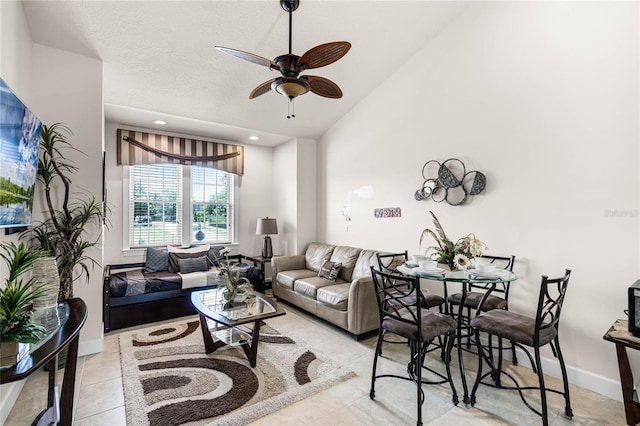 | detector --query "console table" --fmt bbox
[1,298,87,426]
[603,319,640,426]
